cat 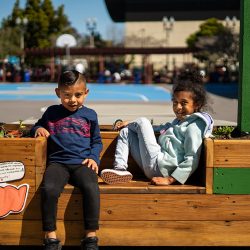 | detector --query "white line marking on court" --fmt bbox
[94,91,149,102]
[154,86,171,93]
